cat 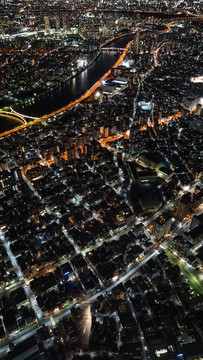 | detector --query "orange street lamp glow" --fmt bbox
[0,40,133,139]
